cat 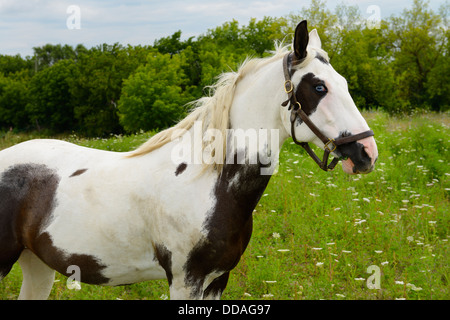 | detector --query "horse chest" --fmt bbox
[183,163,271,290]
